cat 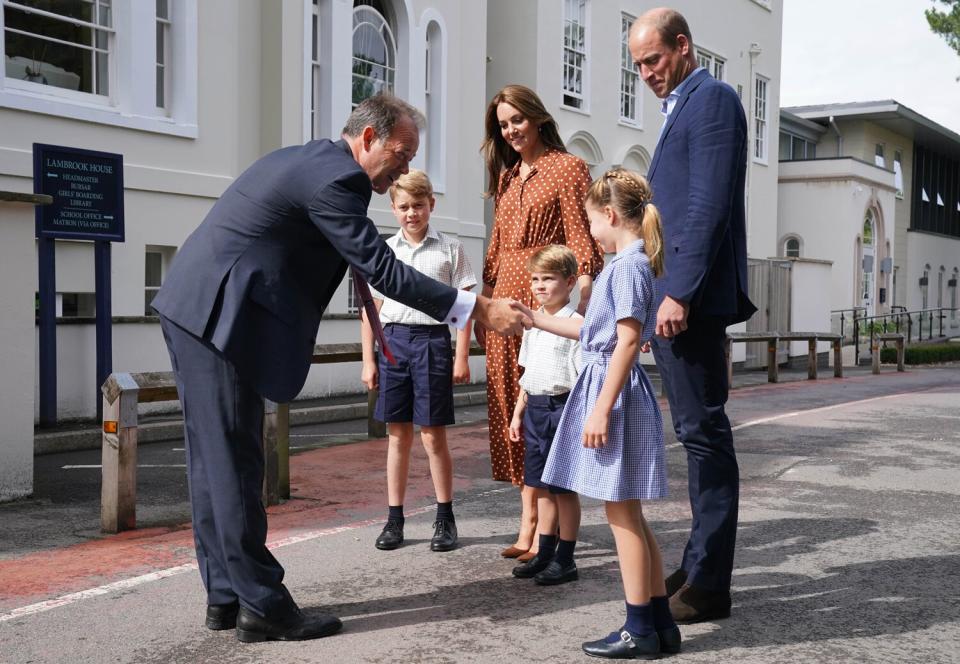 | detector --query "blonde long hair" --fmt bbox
[585,168,664,277]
